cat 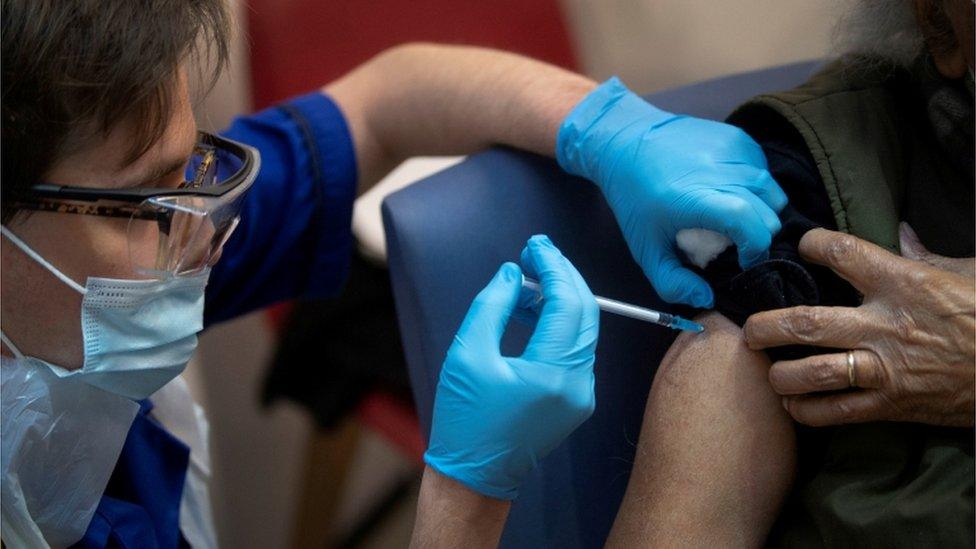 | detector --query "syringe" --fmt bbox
[521,276,705,333]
